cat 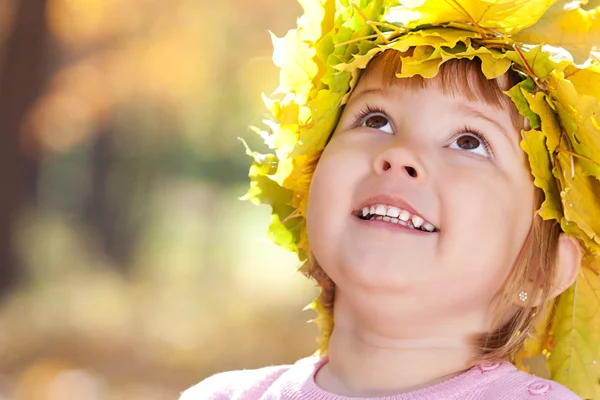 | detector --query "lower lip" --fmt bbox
[353,215,434,235]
